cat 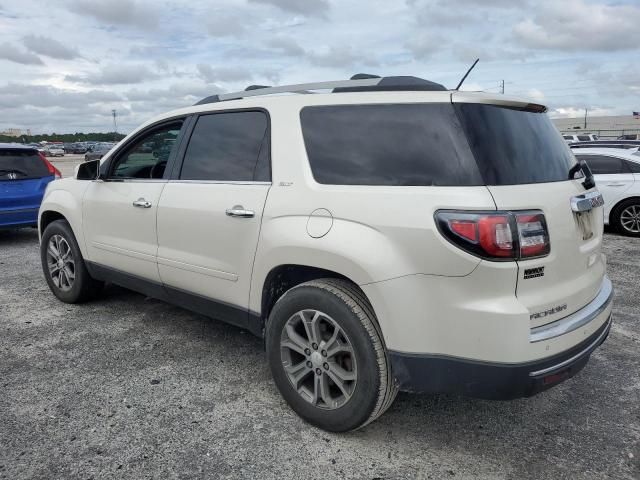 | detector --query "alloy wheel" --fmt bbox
[46,234,75,292]
[280,309,357,410]
[620,204,640,233]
